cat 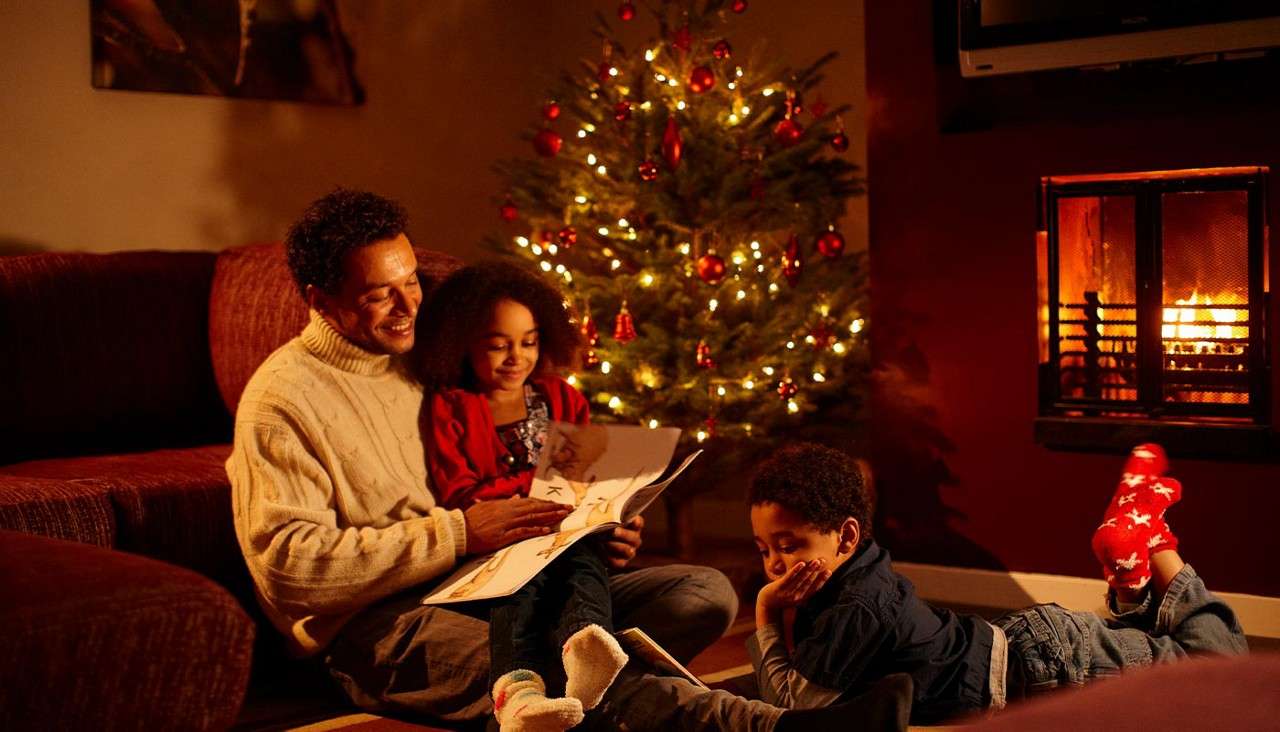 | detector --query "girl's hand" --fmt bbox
[756,559,831,628]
